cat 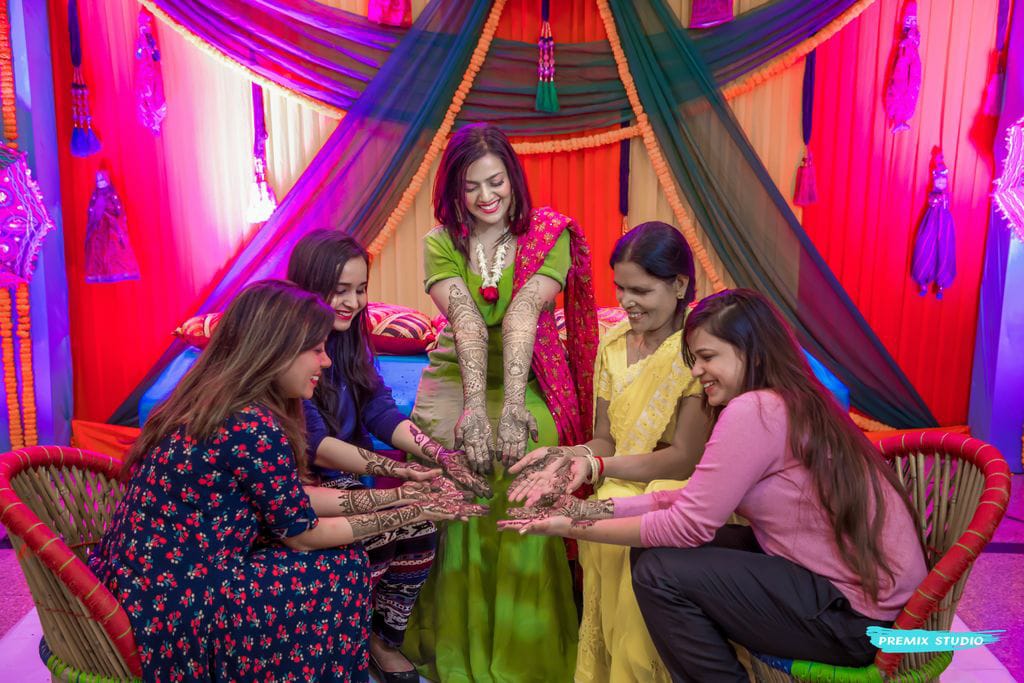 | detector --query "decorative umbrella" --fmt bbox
[0,143,55,288]
[993,115,1024,243]
[0,142,53,449]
